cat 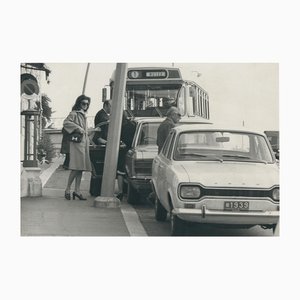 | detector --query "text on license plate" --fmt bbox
[224,201,249,211]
